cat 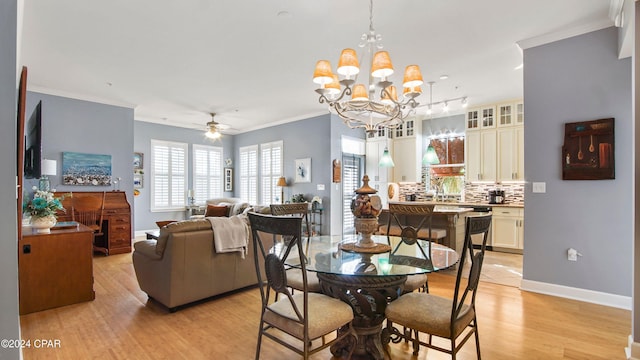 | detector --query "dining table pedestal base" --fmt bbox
[318,273,406,360]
